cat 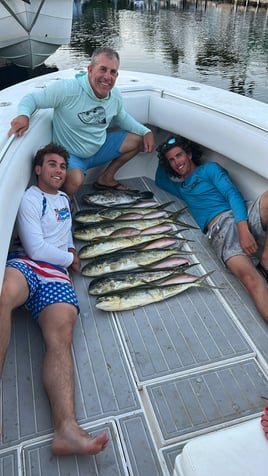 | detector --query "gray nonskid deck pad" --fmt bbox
[114,288,254,385]
[0,449,19,476]
[161,443,184,475]
[71,301,141,420]
[144,358,268,444]
[20,415,166,476]
[22,421,128,476]
[118,413,165,475]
